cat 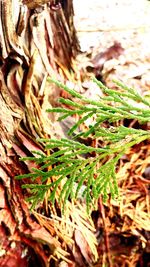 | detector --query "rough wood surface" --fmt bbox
[0,1,80,266]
